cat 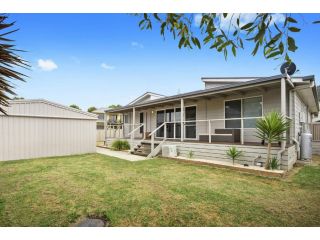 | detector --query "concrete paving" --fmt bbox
[96,147,147,161]
[75,218,106,227]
